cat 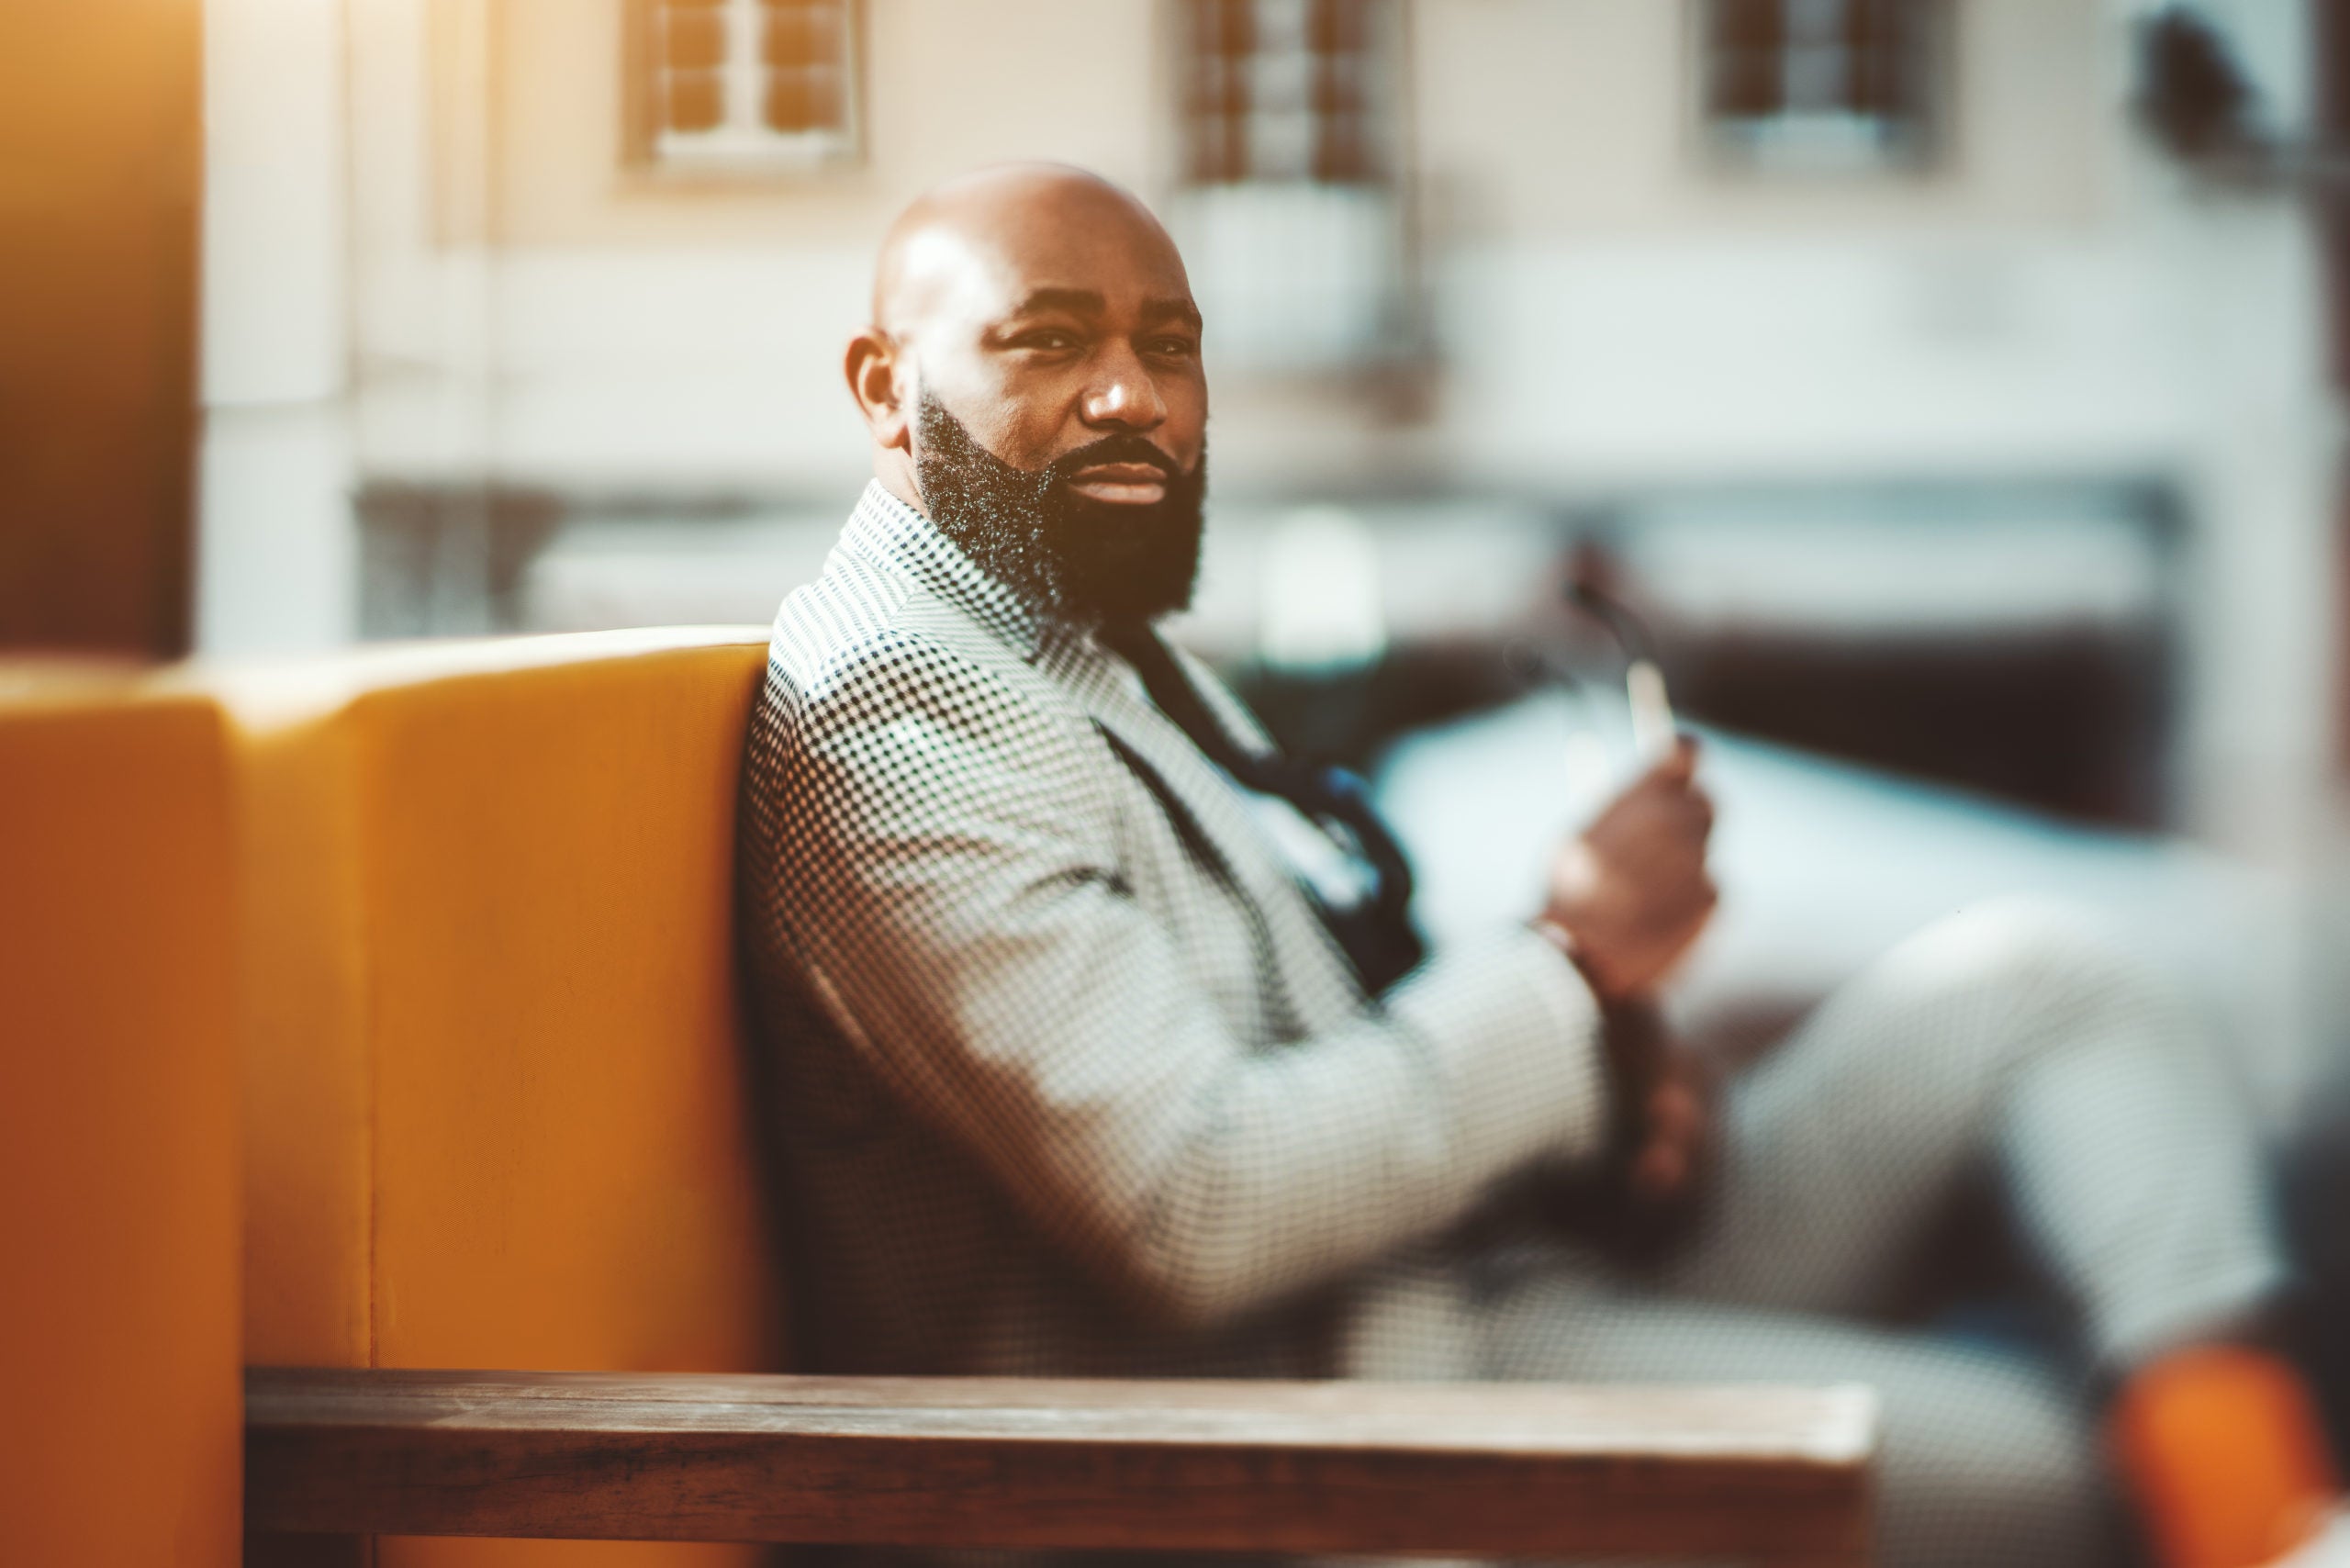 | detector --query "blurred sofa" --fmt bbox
[212,627,783,1568]
[0,667,241,1566]
[6,616,2298,1563]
